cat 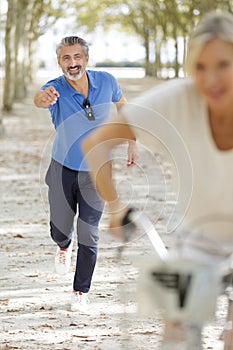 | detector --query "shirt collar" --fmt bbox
[86,70,98,90]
